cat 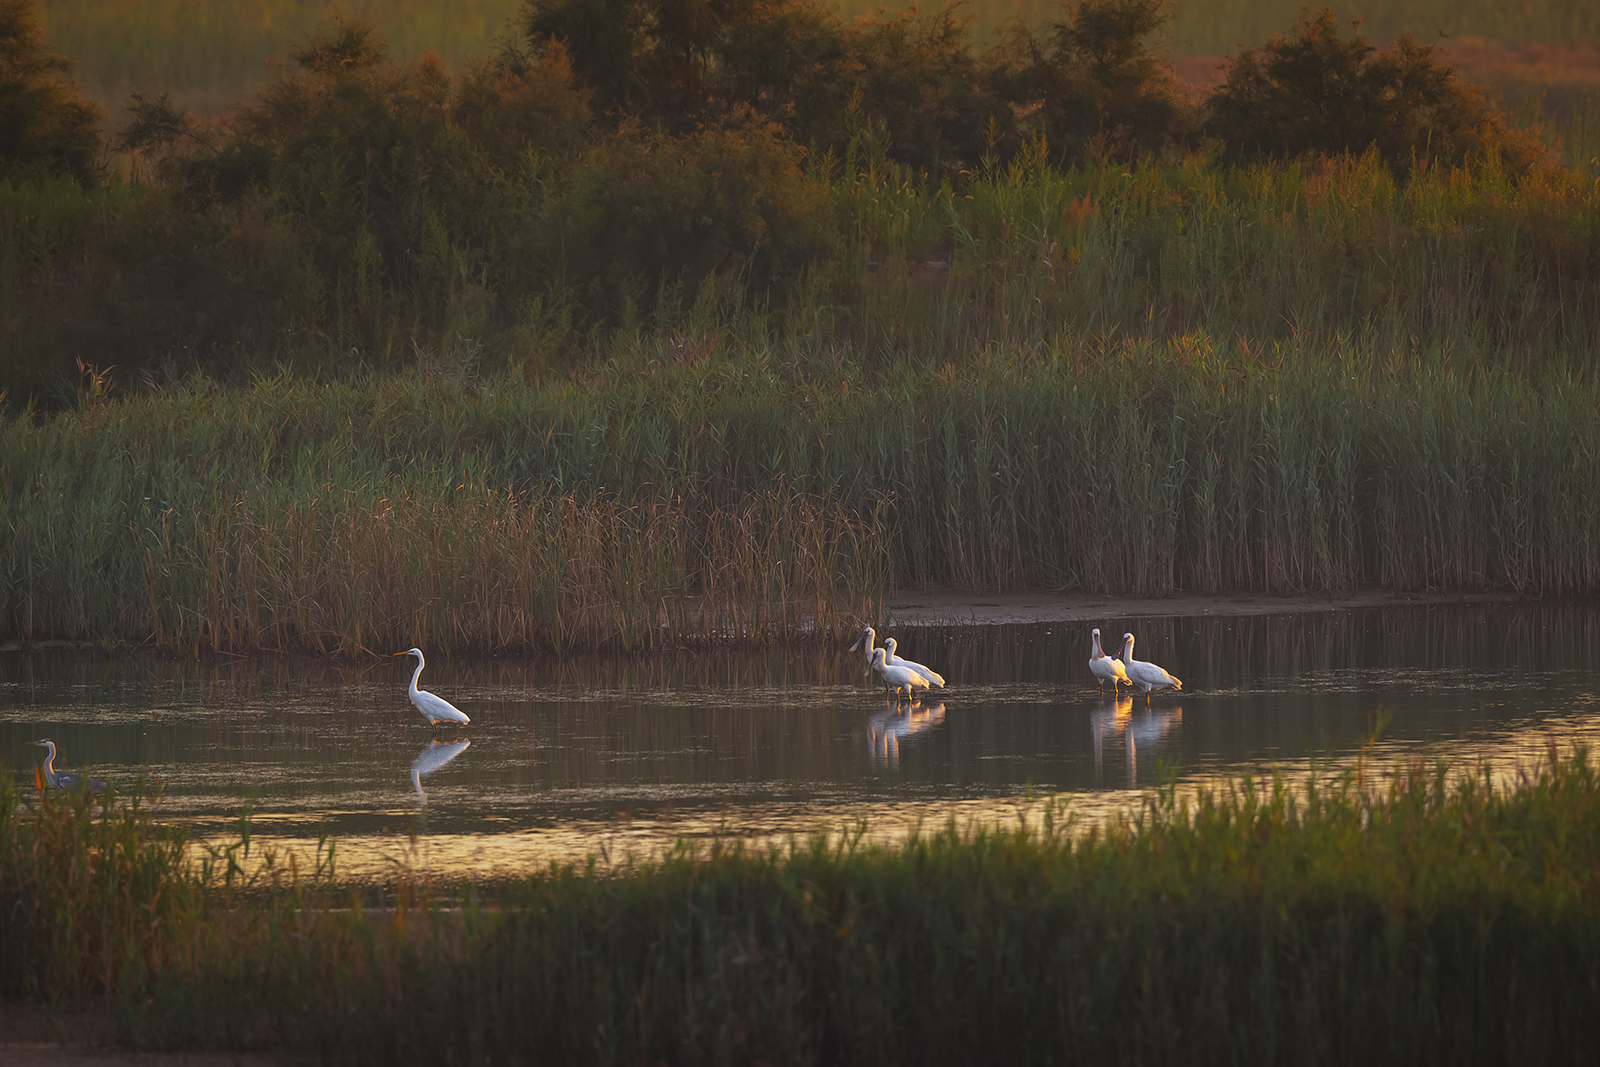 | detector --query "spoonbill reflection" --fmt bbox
[1089,628,1129,695]
[411,738,471,803]
[394,648,471,731]
[868,702,946,766]
[1090,697,1134,769]
[1126,706,1183,780]
[882,637,945,688]
[1118,633,1182,703]
[870,646,931,700]
[27,739,106,795]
